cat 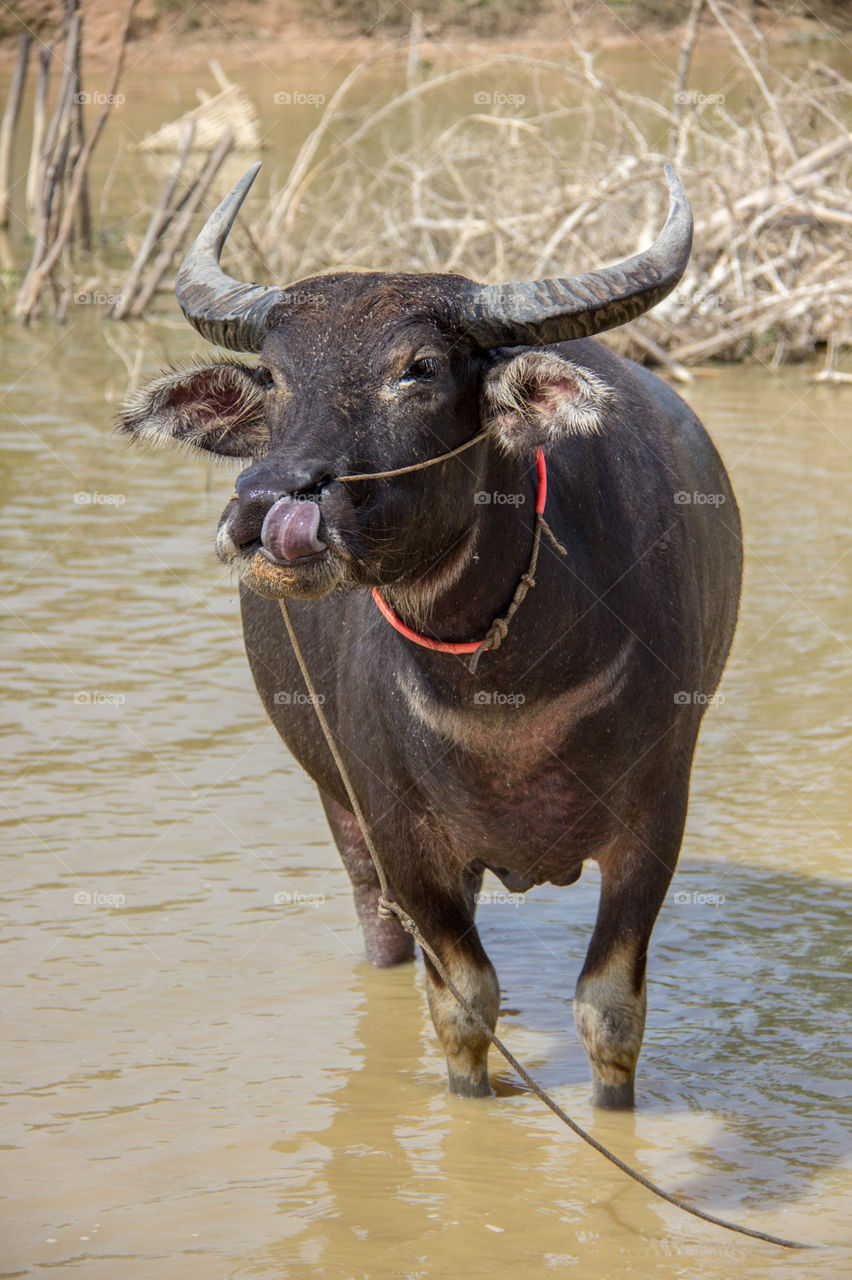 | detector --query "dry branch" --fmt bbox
[110,122,197,319]
[25,44,53,220]
[0,34,32,229]
[15,0,137,322]
[231,22,852,370]
[2,0,850,373]
[127,128,234,318]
